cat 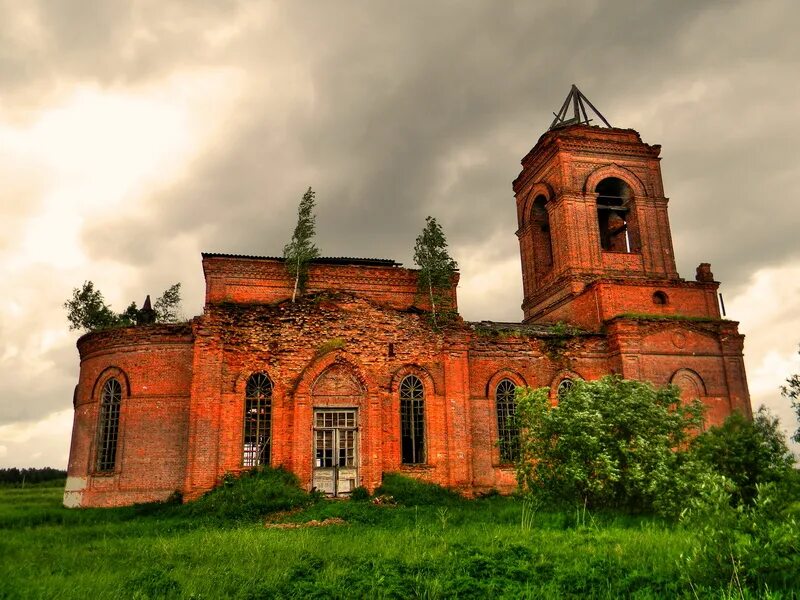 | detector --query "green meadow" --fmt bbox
[0,476,795,599]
